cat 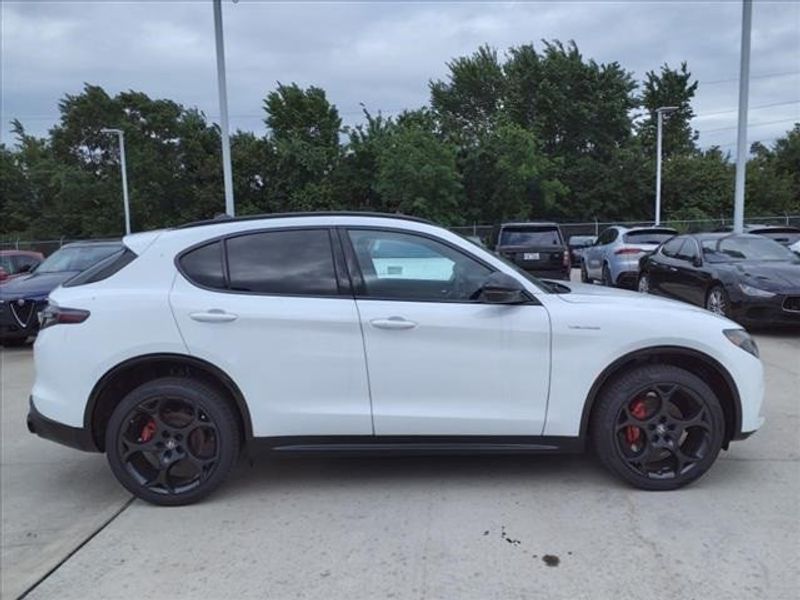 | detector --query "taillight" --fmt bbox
[562,250,570,267]
[39,303,90,329]
[614,247,642,255]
